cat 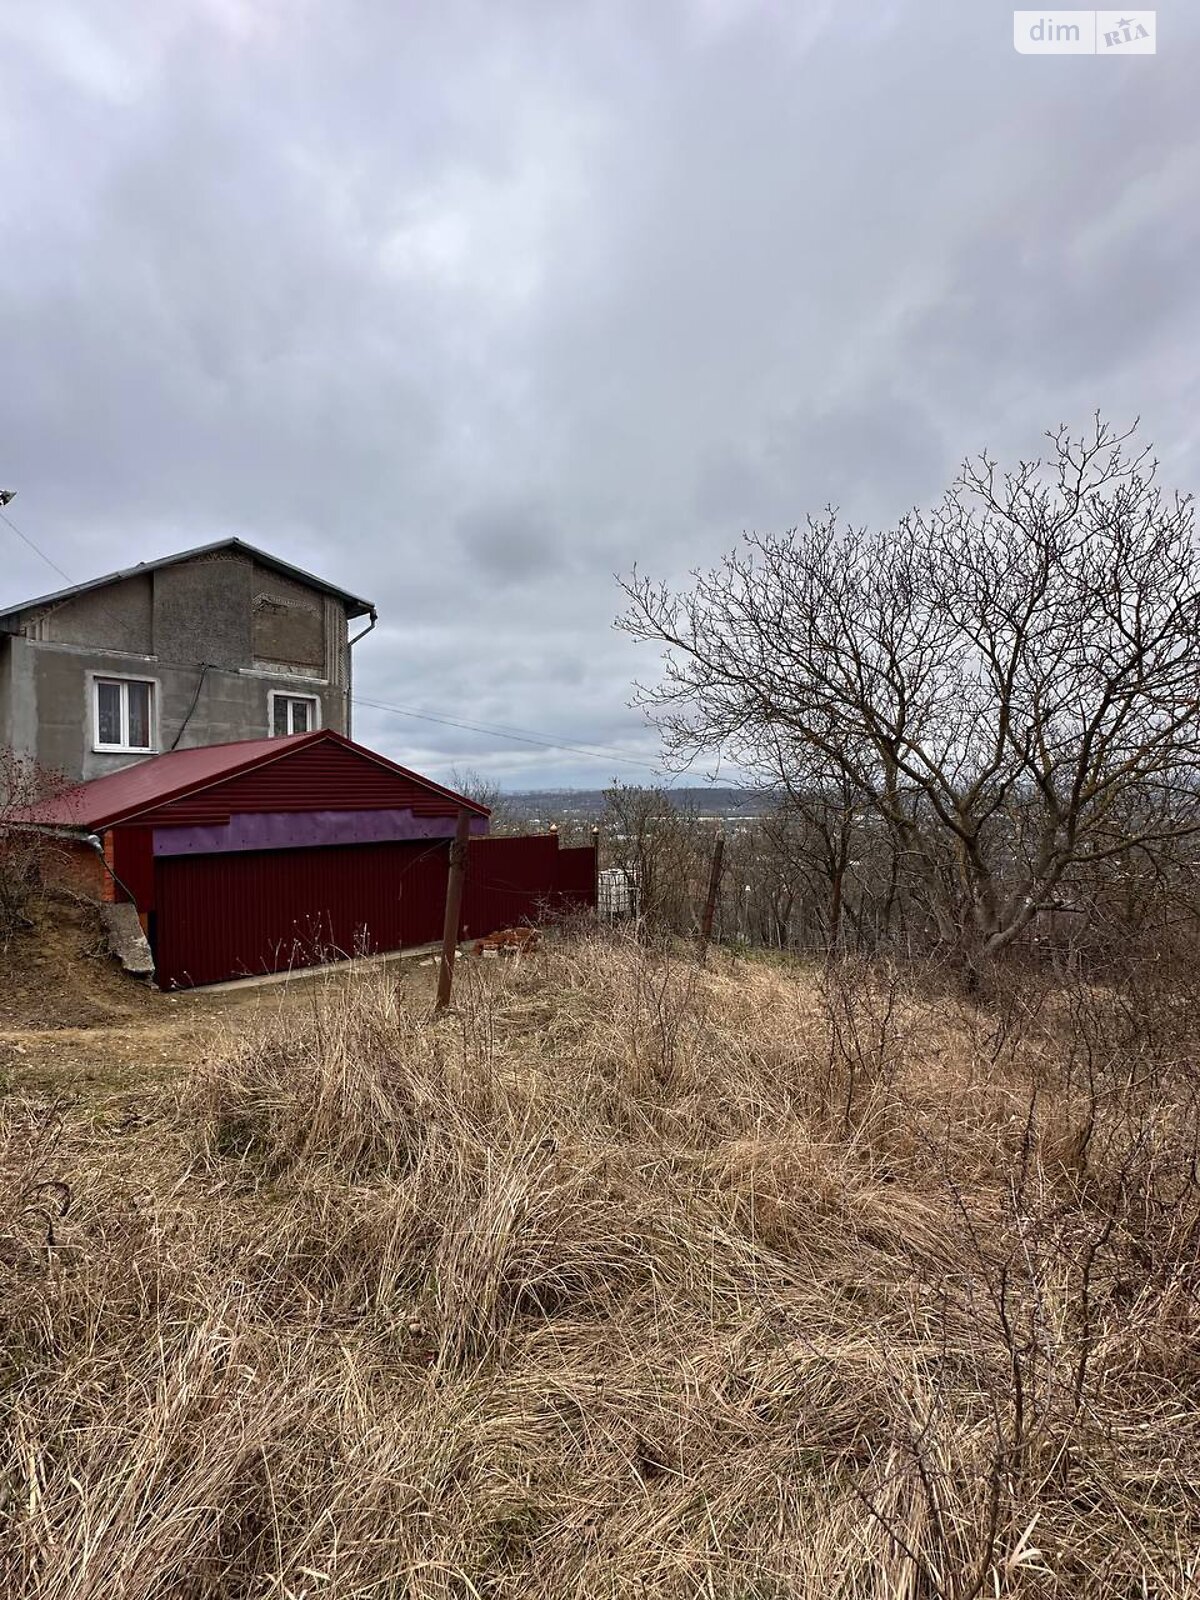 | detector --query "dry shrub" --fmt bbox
[0,750,74,943]
[0,932,1197,1597]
